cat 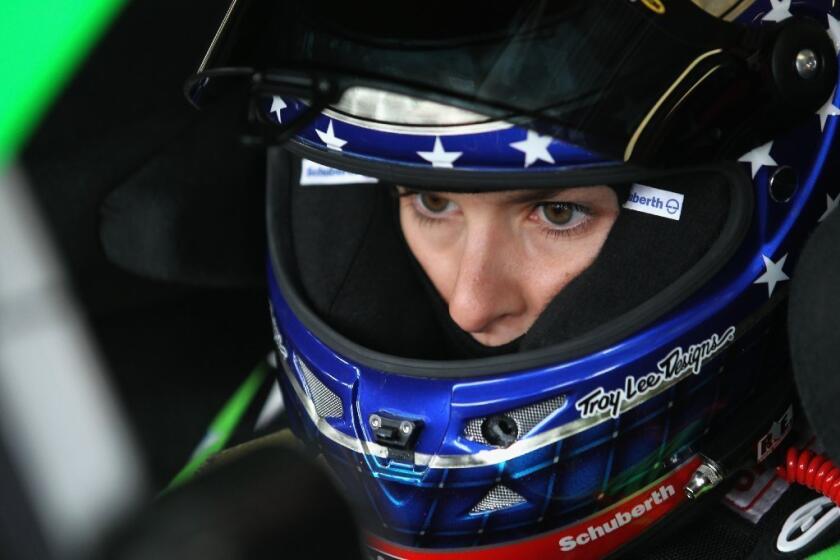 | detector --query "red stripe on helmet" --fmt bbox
[367,456,702,560]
